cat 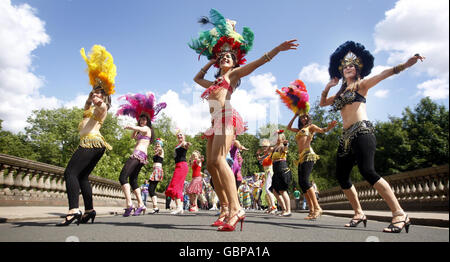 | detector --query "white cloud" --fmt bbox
[159,89,211,136]
[247,73,279,100]
[298,63,329,85]
[417,78,449,100]
[152,73,282,136]
[374,0,449,99]
[374,89,390,98]
[0,0,53,133]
